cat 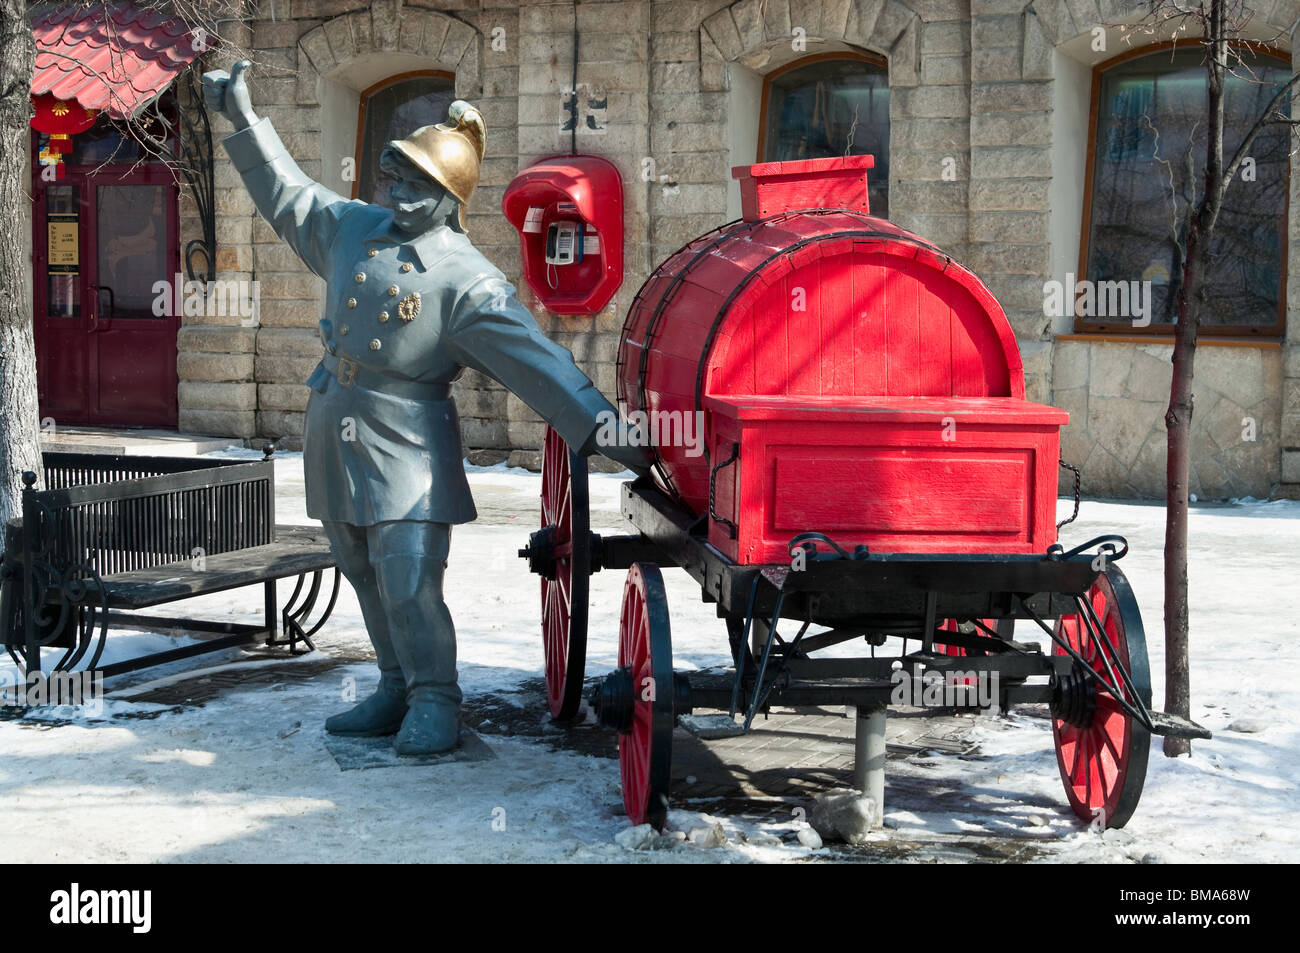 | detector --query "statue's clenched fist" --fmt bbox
[201,59,257,131]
